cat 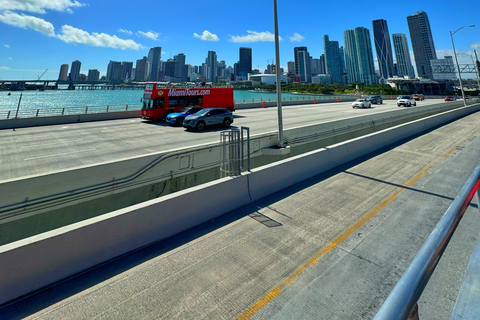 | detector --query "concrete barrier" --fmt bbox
[0,175,251,305]
[0,103,479,306]
[0,110,140,129]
